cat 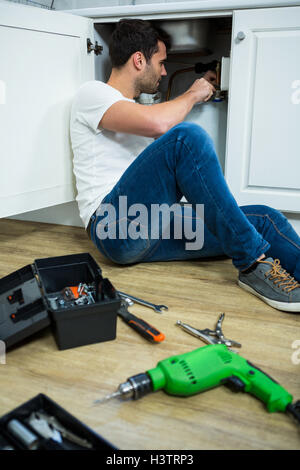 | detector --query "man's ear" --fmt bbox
[132,51,145,71]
